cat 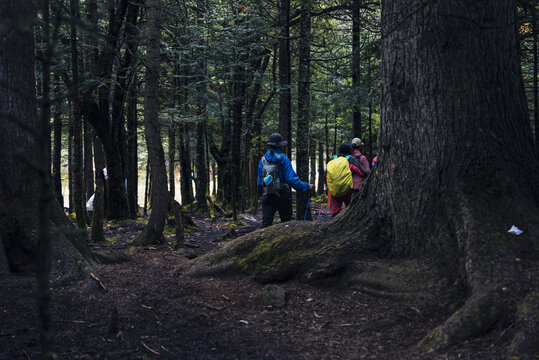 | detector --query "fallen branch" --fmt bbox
[141,341,160,355]
[90,272,107,291]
